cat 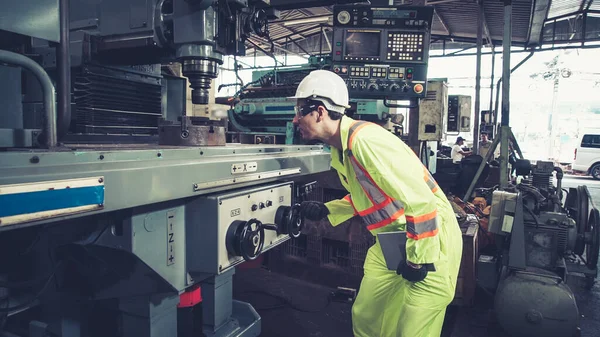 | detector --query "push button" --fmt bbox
[414,84,424,94]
